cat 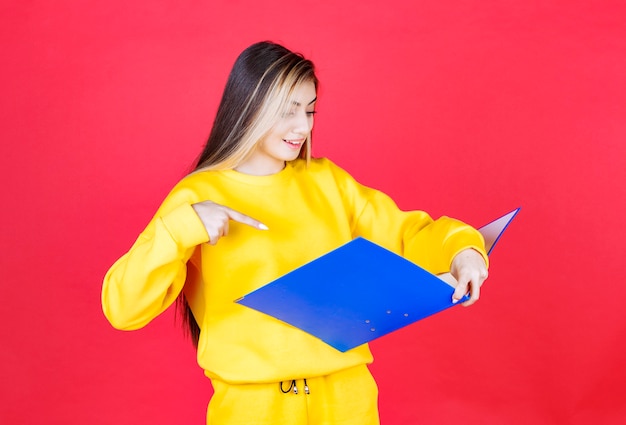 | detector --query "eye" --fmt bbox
[306,110,317,116]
